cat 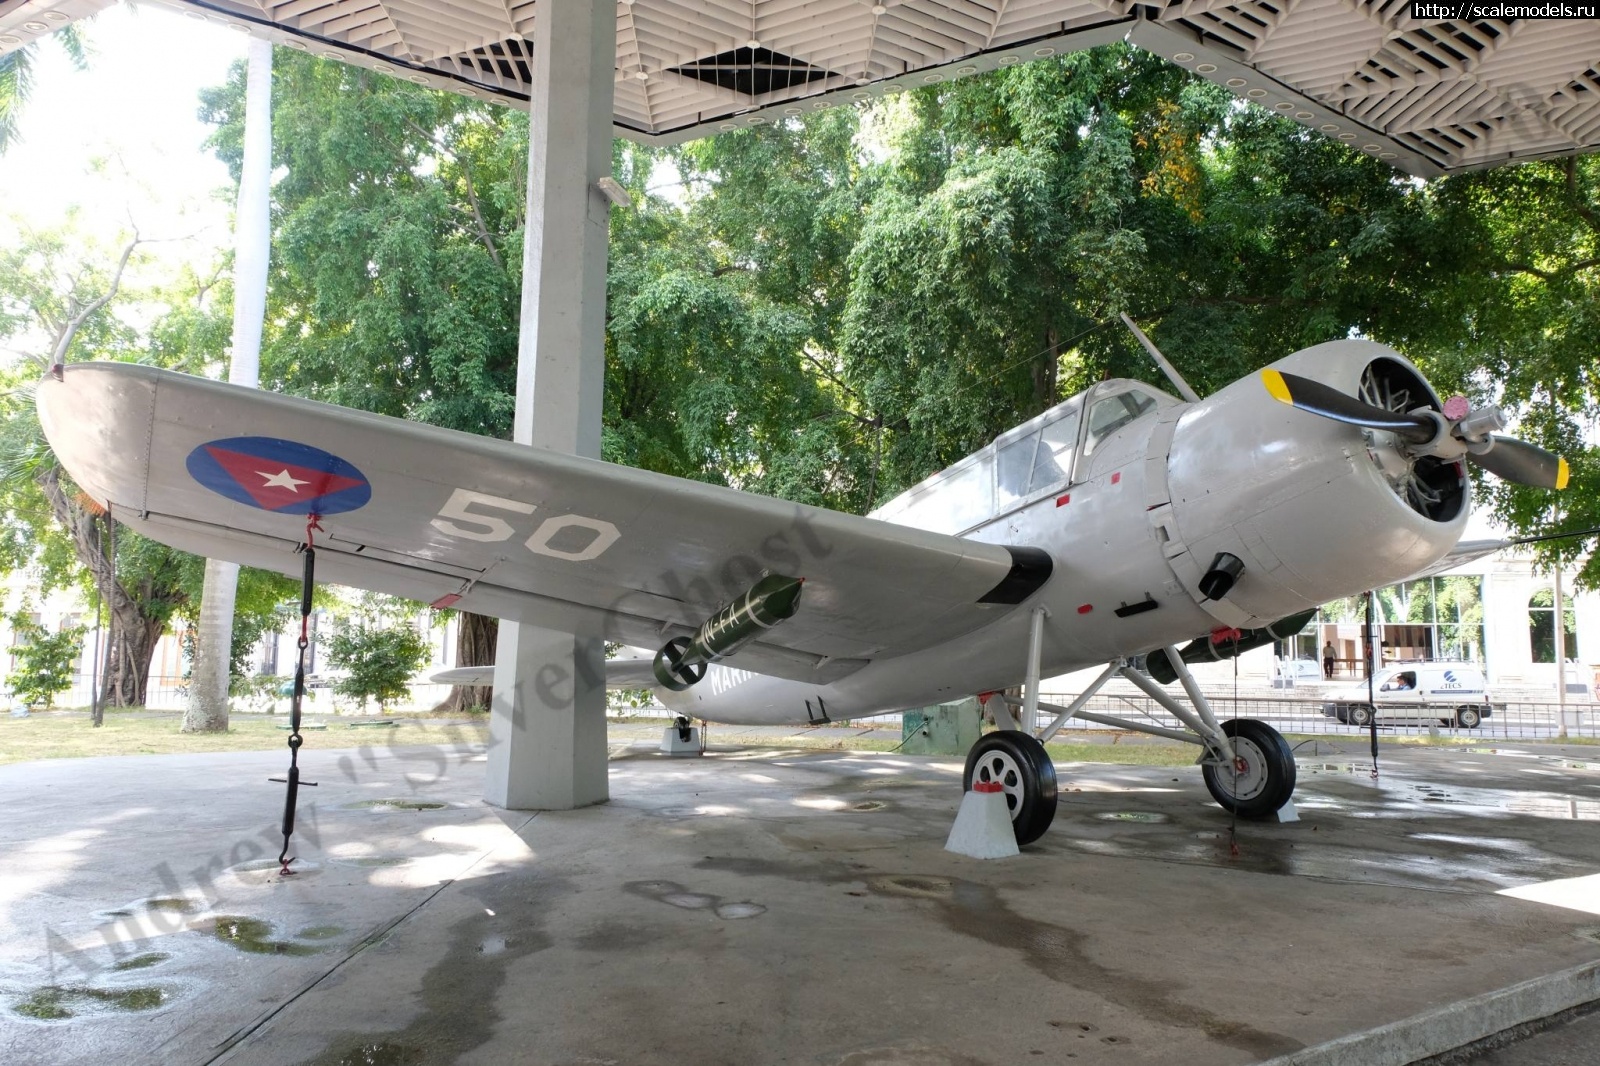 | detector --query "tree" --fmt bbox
[0,220,297,715]
[0,24,89,153]
[186,35,273,735]
[324,595,430,713]
[6,609,85,708]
